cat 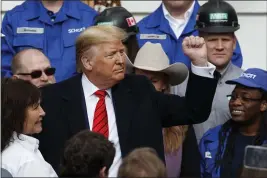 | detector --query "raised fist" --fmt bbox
[182,36,208,67]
